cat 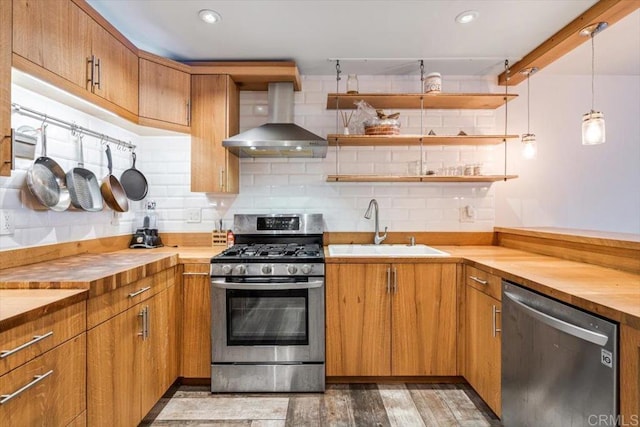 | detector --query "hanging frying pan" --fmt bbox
[66,134,103,211]
[120,151,148,201]
[26,124,71,211]
[100,145,129,212]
